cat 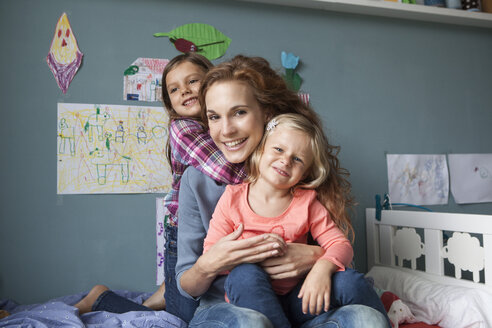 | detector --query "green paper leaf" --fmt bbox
[154,23,231,60]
